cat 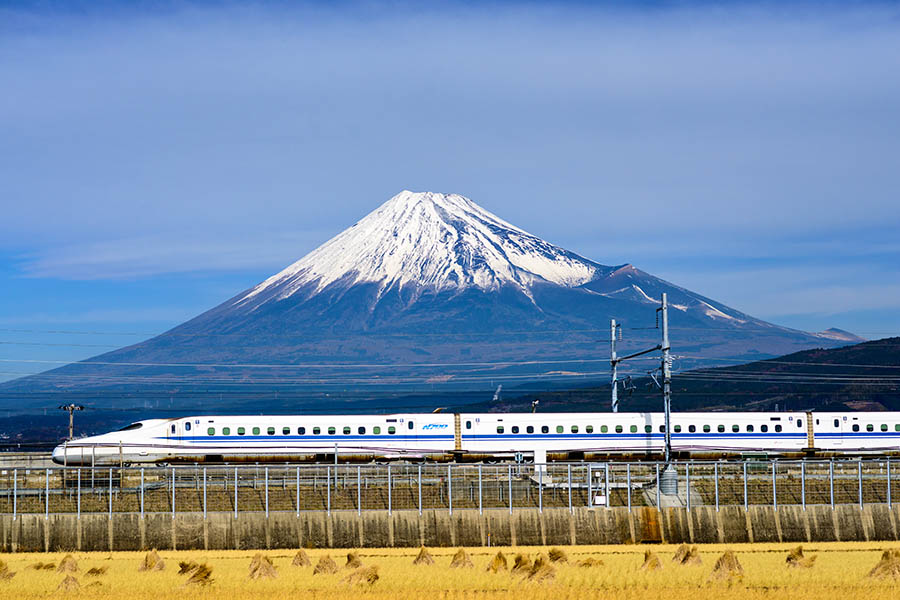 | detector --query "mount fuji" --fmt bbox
[2,191,851,407]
